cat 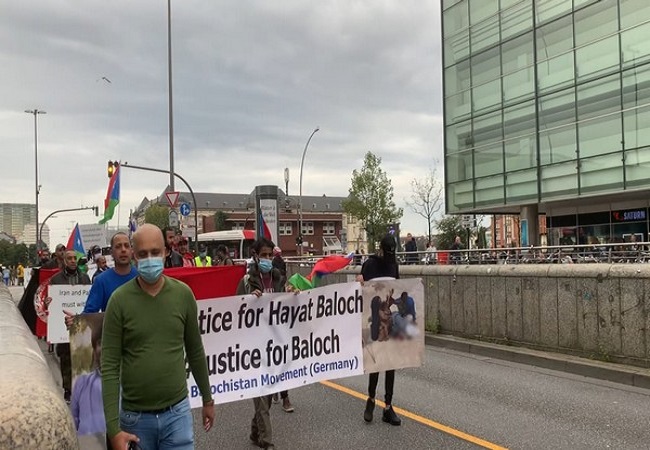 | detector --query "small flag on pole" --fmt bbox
[99,163,120,224]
